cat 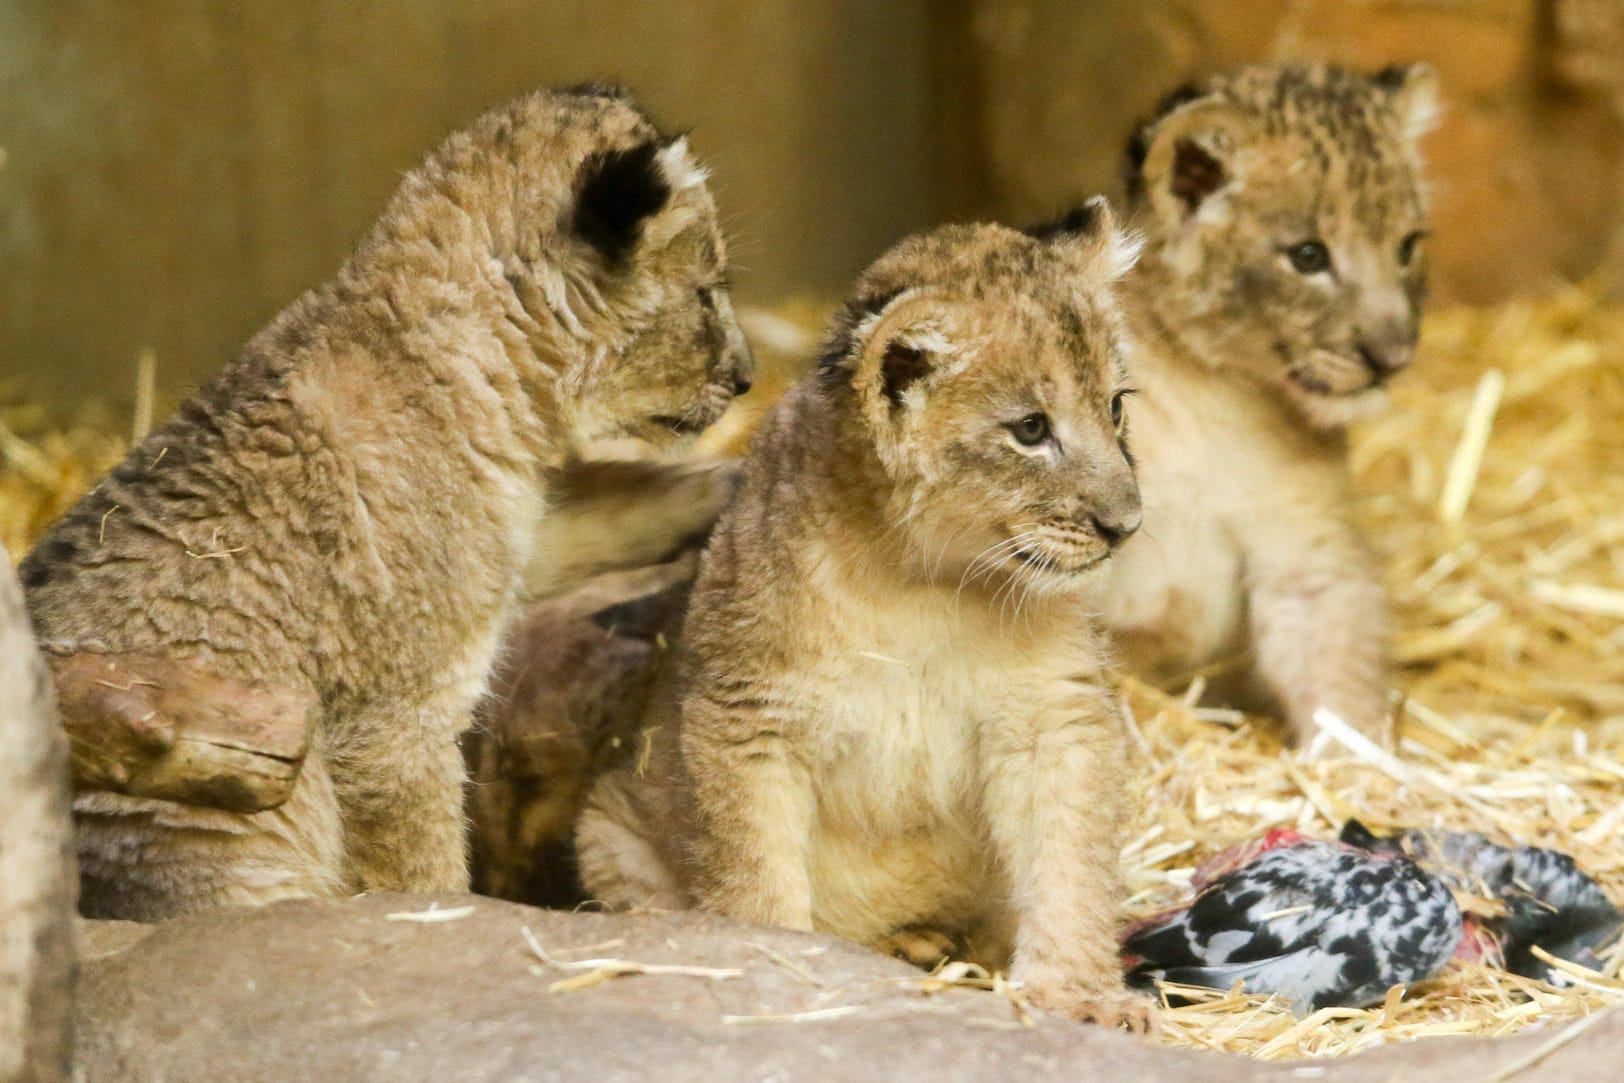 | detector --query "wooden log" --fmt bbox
[44,650,313,815]
[0,553,74,1083]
